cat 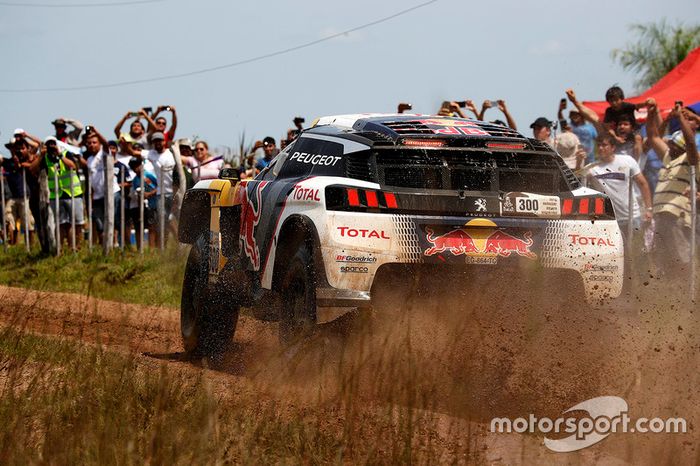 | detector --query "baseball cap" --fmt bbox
[44,136,58,144]
[150,132,165,141]
[51,118,67,126]
[669,130,686,150]
[555,132,579,158]
[530,117,553,129]
[177,138,192,149]
[13,128,25,136]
